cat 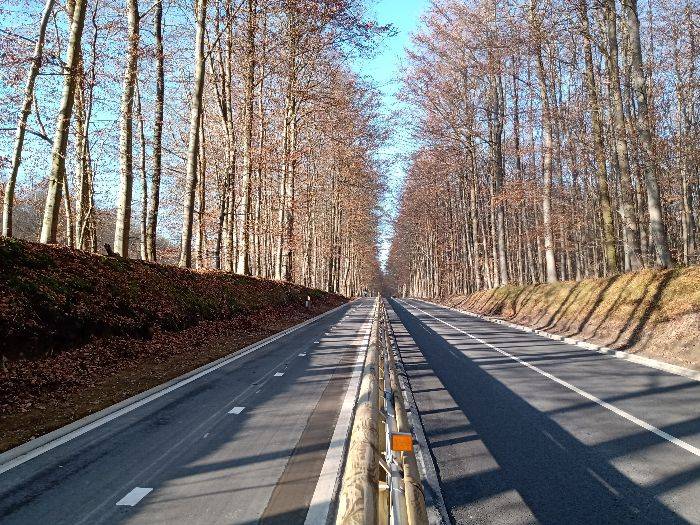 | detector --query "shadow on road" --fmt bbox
[390,299,700,525]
